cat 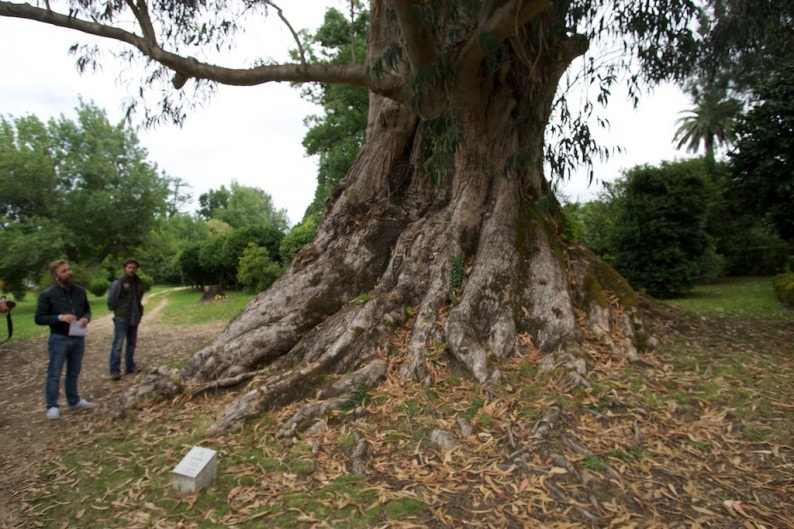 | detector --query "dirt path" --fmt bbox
[0,290,225,528]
